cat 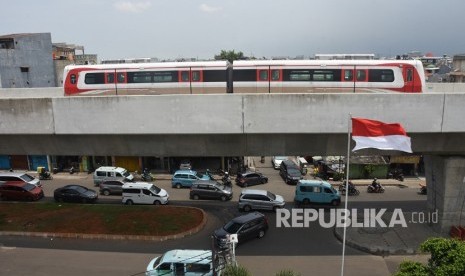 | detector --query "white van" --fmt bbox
[145,249,221,276]
[122,182,169,205]
[93,166,134,186]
